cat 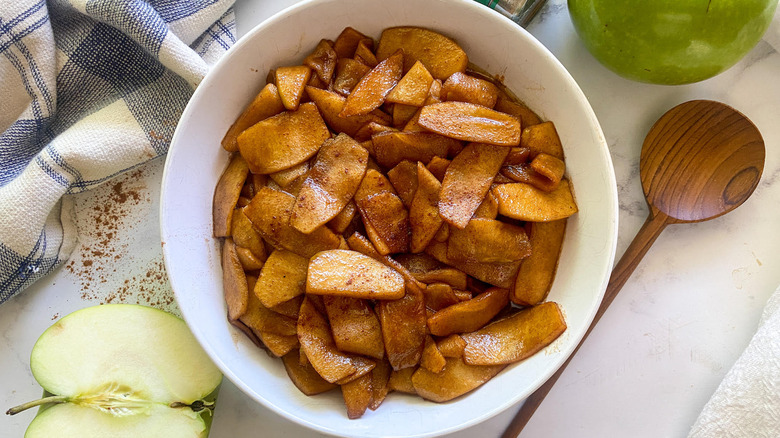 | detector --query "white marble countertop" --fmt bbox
[3,0,779,437]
